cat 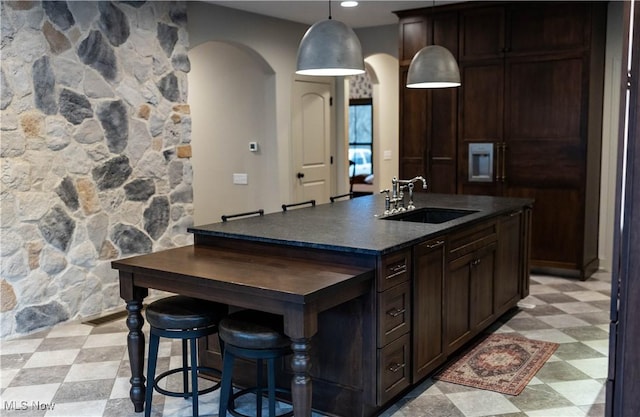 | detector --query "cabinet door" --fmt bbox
[507,3,591,56]
[399,68,428,181]
[399,15,427,64]
[504,55,586,271]
[429,12,459,194]
[504,56,585,188]
[470,241,497,331]
[495,211,523,315]
[412,238,446,382]
[459,6,505,61]
[445,251,473,353]
[399,12,458,192]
